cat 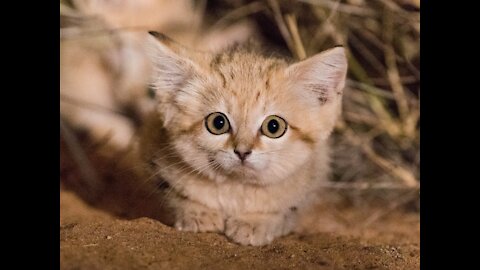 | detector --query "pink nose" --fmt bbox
[234,149,252,161]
